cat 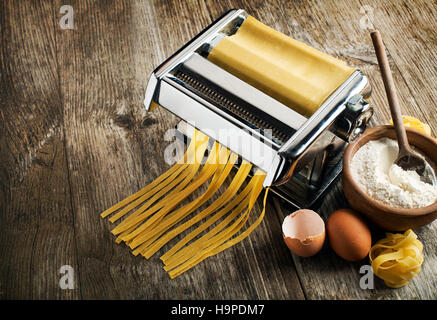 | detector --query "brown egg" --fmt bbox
[282,209,325,257]
[327,209,371,262]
